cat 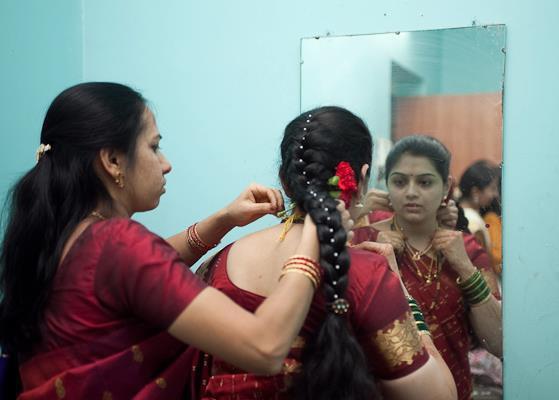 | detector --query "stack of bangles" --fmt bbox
[186,223,219,255]
[407,297,431,336]
[278,255,322,290]
[456,269,492,307]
